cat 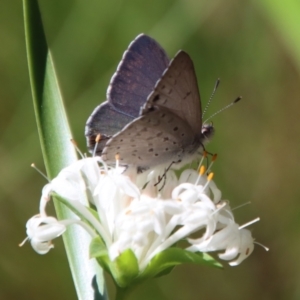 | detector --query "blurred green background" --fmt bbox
[1,0,300,299]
